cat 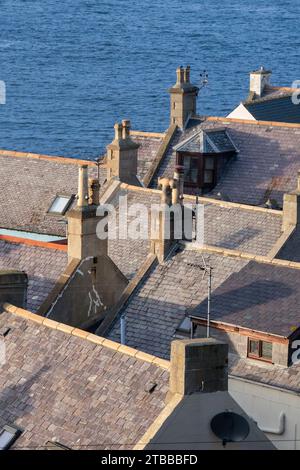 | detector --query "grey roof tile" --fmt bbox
[192,260,300,337]
[0,240,67,312]
[245,94,300,124]
[0,312,168,450]
[229,354,300,393]
[0,135,162,236]
[153,119,300,206]
[108,248,248,359]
